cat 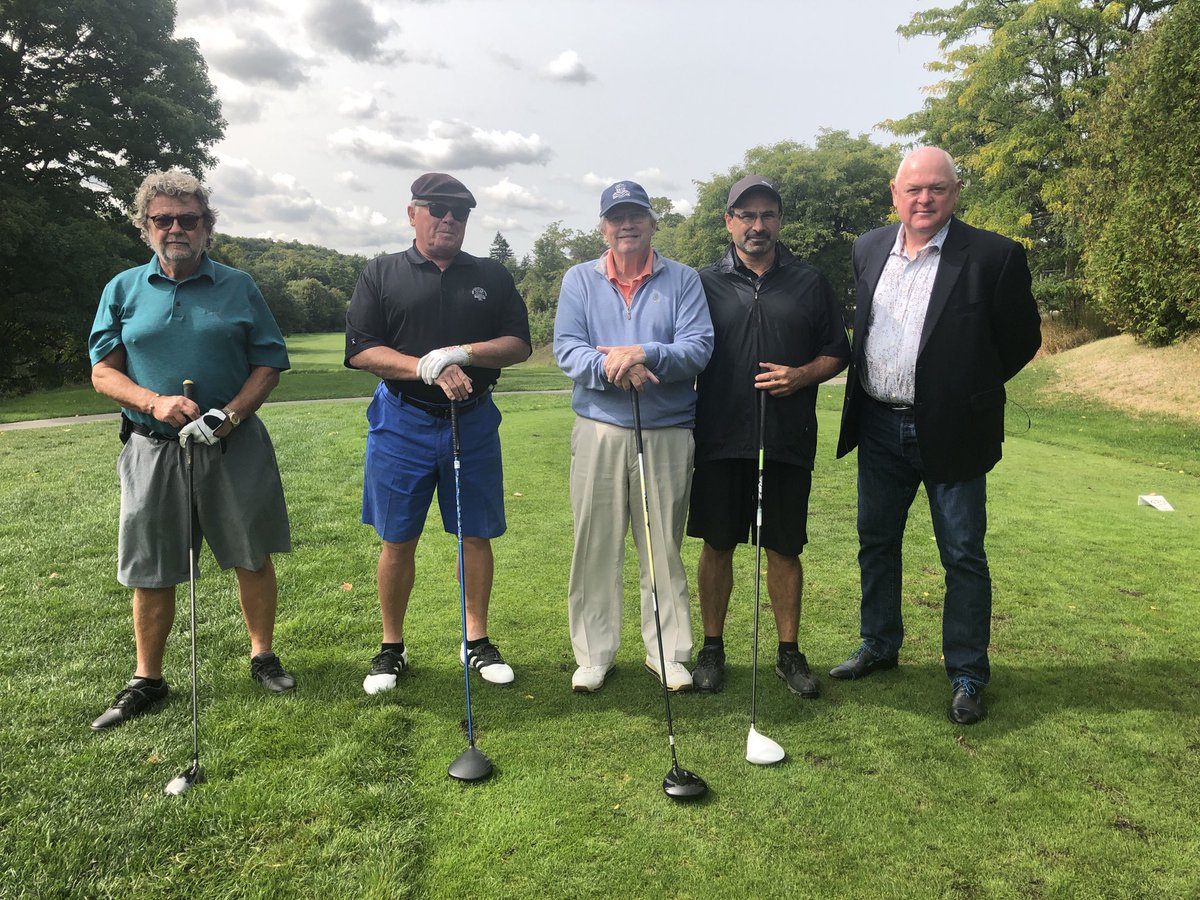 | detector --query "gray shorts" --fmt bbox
[117,416,292,588]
